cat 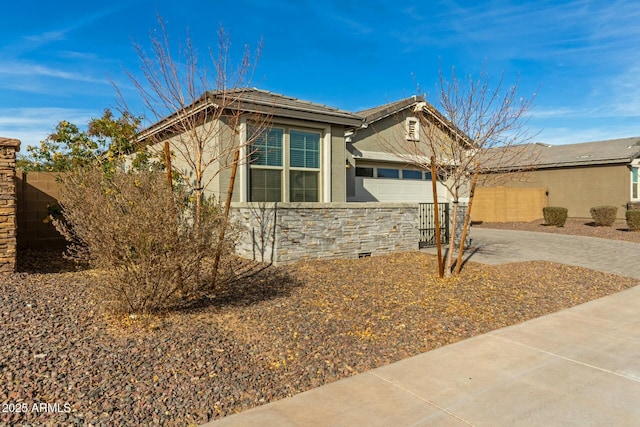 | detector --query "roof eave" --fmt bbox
[484,157,633,173]
[222,100,363,126]
[359,96,424,123]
